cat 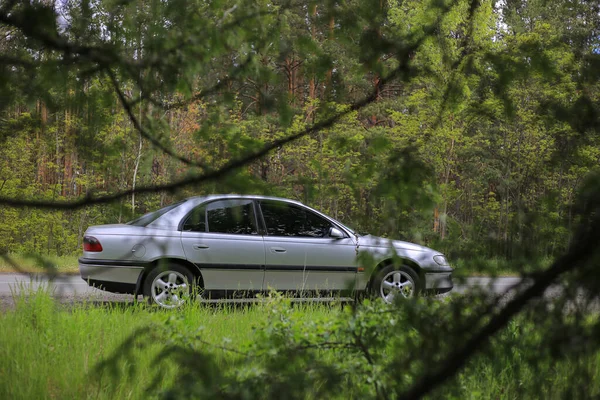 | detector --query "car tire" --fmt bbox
[143,264,197,309]
[372,264,420,303]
